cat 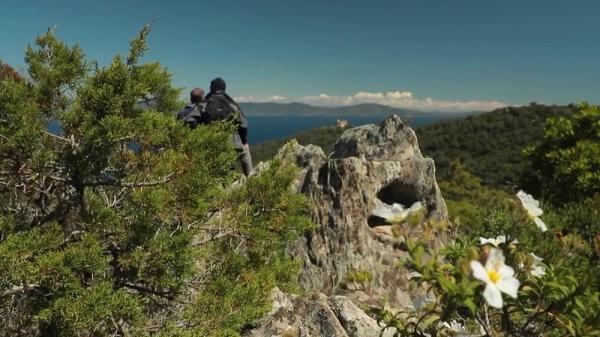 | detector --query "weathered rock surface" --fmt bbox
[245,289,394,337]
[246,115,447,336]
